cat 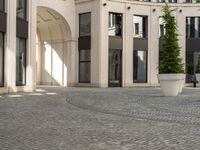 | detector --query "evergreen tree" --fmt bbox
[159,4,184,73]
